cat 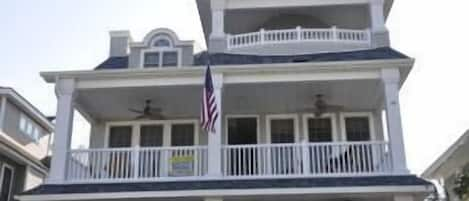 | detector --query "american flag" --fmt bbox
[201,64,219,133]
